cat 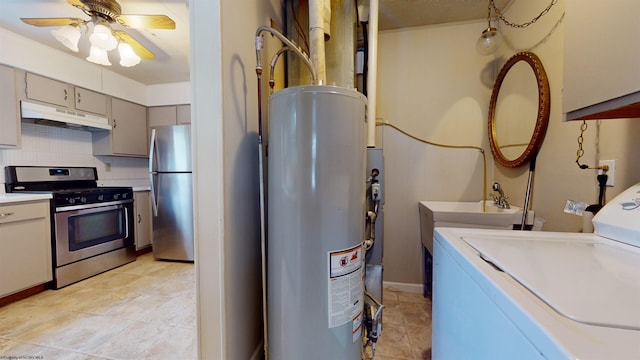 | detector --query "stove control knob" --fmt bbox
[122,193,129,199]
[80,197,87,203]
[98,195,104,201]
[68,198,75,205]
[114,194,120,200]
